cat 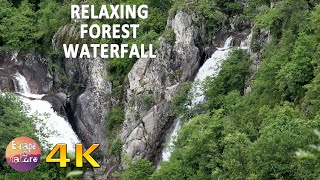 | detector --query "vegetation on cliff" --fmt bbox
[103,0,320,179]
[2,0,320,179]
[152,0,320,179]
